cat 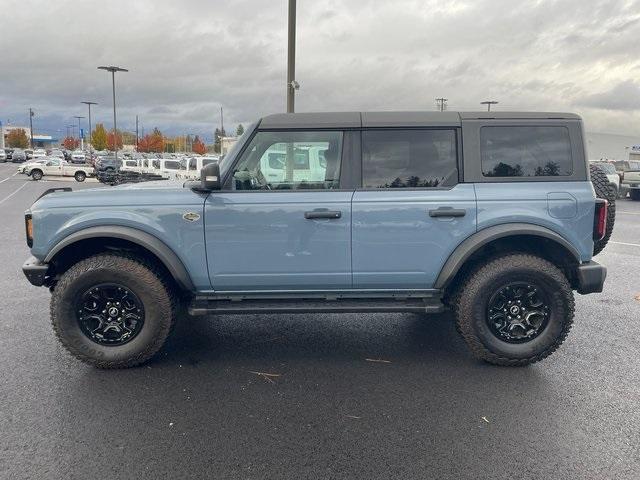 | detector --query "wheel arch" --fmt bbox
[44,226,195,292]
[435,223,581,292]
